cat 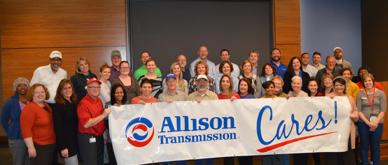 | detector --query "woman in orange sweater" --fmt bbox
[20,83,56,165]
